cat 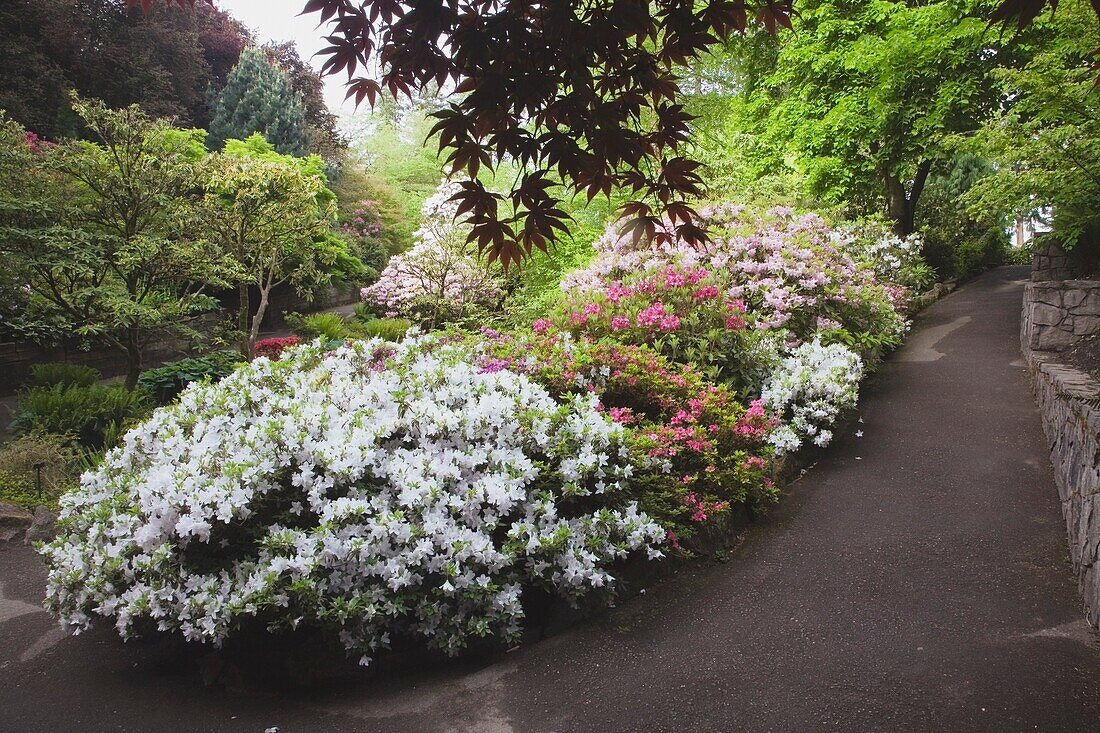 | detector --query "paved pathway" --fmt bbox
[2,267,1099,732]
